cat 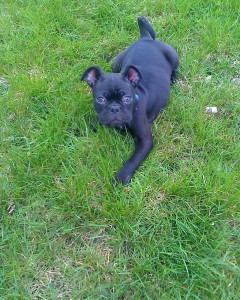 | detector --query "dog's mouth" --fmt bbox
[107,118,124,127]
[98,116,123,127]
[98,112,132,128]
